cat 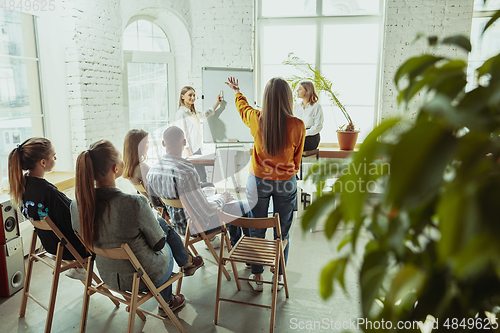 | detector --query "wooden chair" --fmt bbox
[215,210,289,333]
[19,217,119,333]
[132,181,168,221]
[79,243,186,333]
[160,197,232,295]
